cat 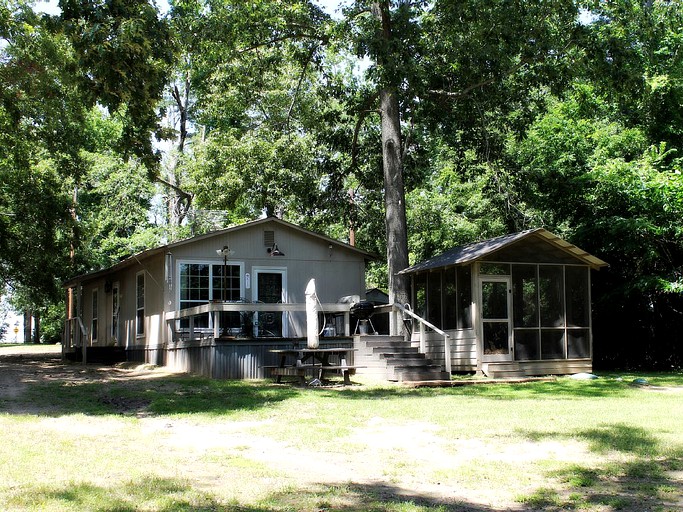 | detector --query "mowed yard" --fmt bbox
[0,344,681,512]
